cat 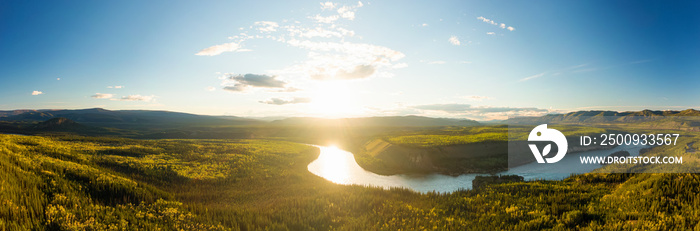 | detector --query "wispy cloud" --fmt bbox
[320,1,337,10]
[91,93,113,99]
[116,95,155,102]
[311,1,363,23]
[31,91,43,96]
[310,15,340,23]
[275,40,405,80]
[428,61,446,65]
[288,27,354,38]
[337,1,363,20]
[254,21,279,33]
[477,16,515,32]
[413,103,551,120]
[519,72,546,82]
[463,95,491,101]
[221,73,298,92]
[486,32,496,35]
[198,1,404,83]
[195,42,242,56]
[107,85,124,89]
[259,97,311,105]
[518,63,594,82]
[449,36,460,45]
